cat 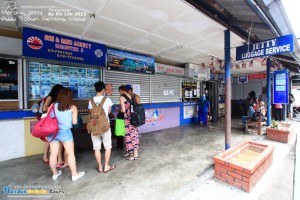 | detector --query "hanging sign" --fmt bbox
[248,73,266,80]
[23,27,106,66]
[238,75,248,84]
[273,70,289,104]
[106,48,155,74]
[185,63,210,81]
[236,34,294,61]
[156,63,184,76]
